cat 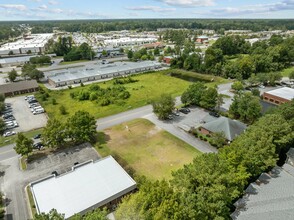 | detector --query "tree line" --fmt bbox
[115,100,294,219]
